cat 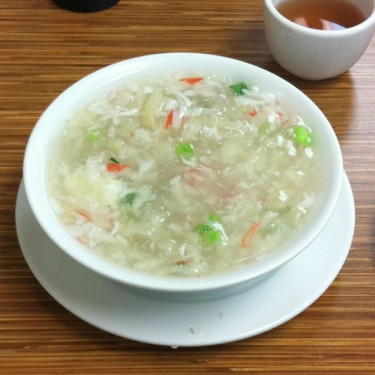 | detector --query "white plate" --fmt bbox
[15,175,355,347]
